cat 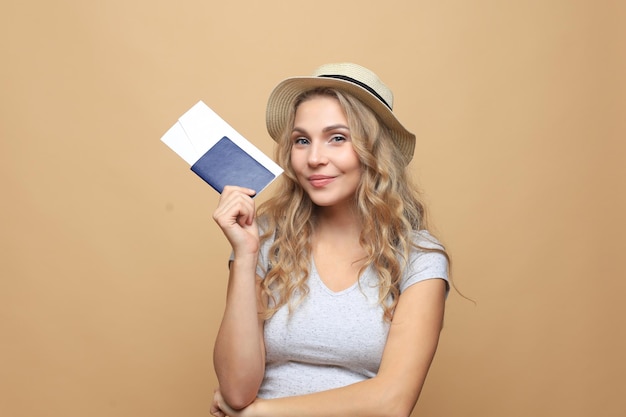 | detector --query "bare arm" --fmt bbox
[212,186,267,409]
[214,278,447,417]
